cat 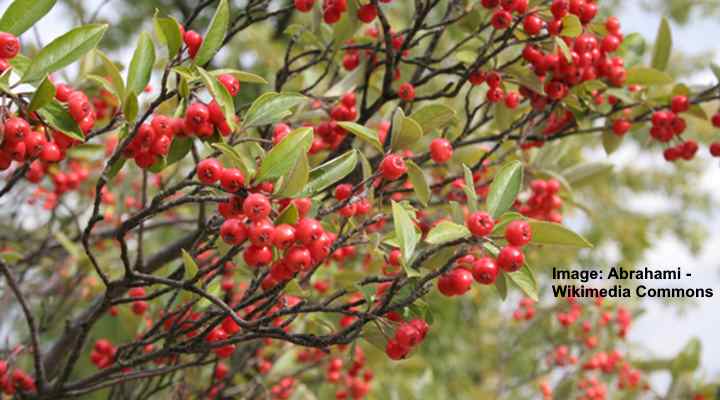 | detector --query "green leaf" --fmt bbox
[197,66,236,130]
[332,0,360,44]
[276,203,300,225]
[391,108,423,151]
[560,15,582,37]
[37,100,84,142]
[27,76,56,113]
[425,221,470,245]
[601,130,623,155]
[126,32,155,96]
[338,122,383,152]
[302,150,358,196]
[410,104,456,134]
[651,17,672,71]
[555,36,572,62]
[462,164,478,212]
[95,49,125,100]
[671,338,701,375]
[392,201,419,264]
[23,24,108,83]
[494,103,513,130]
[210,69,268,84]
[563,162,613,186]
[153,14,182,58]
[0,0,56,36]
[166,137,193,165]
[528,220,592,247]
[194,0,229,65]
[486,160,523,218]
[276,154,309,197]
[449,201,464,224]
[507,266,538,301]
[8,54,30,76]
[405,160,430,206]
[625,66,673,86]
[256,127,313,182]
[495,272,508,300]
[87,74,119,100]
[181,249,199,279]
[243,92,306,128]
[212,142,246,170]
[505,64,544,95]
[123,91,139,123]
